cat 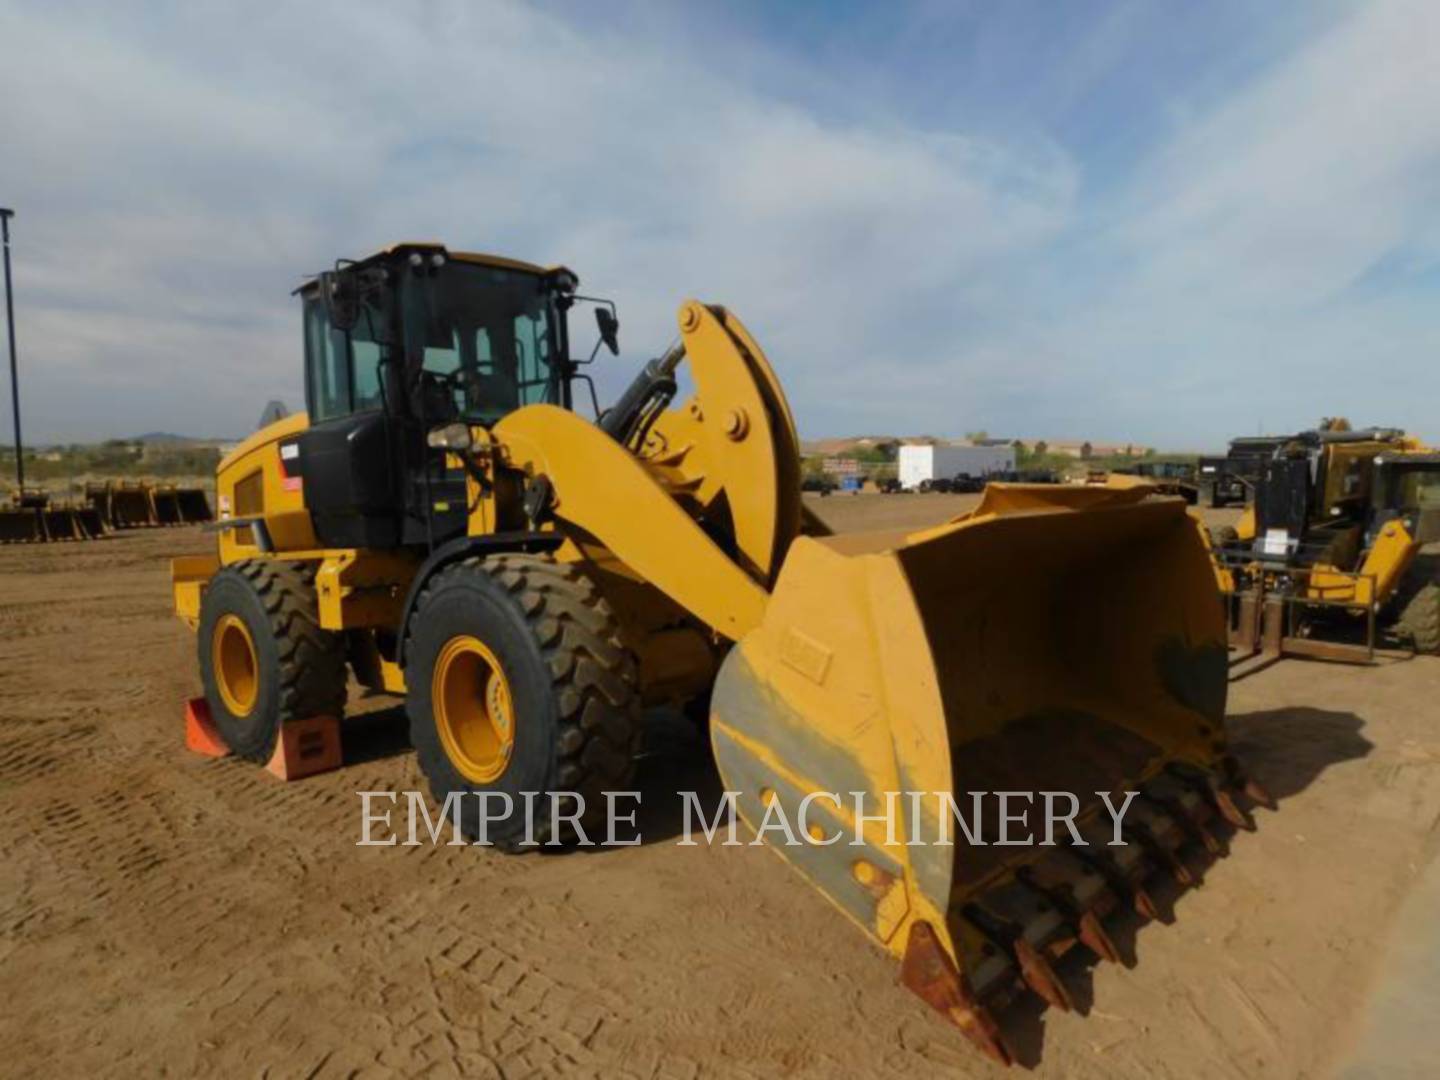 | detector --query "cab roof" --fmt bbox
[295,242,573,295]
[1375,451,1440,468]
